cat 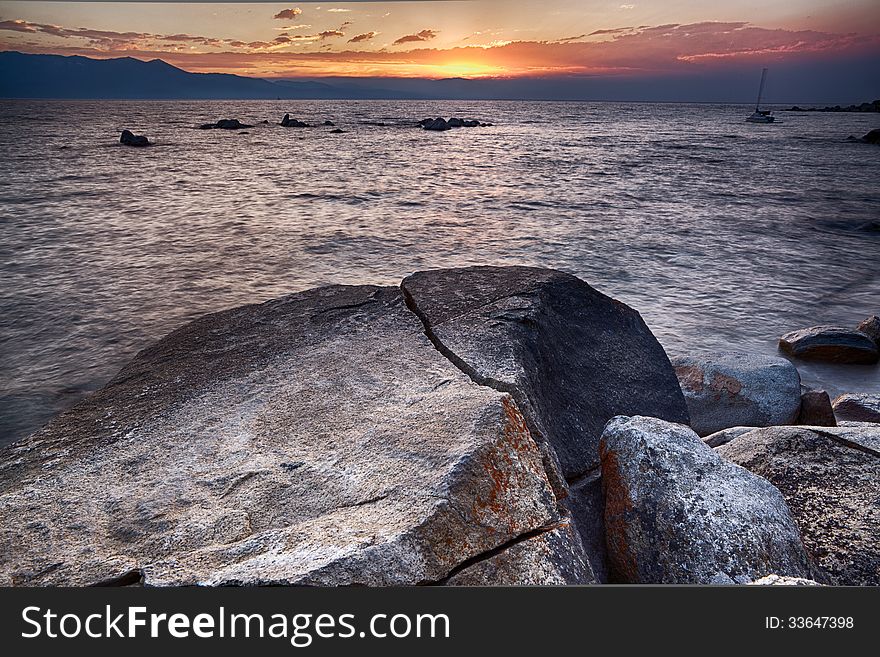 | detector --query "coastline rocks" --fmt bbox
[599,416,817,584]
[797,388,836,426]
[0,281,575,586]
[856,315,880,346]
[200,119,253,130]
[779,325,879,364]
[718,425,880,585]
[119,129,150,147]
[280,114,309,128]
[832,393,880,423]
[789,100,880,113]
[671,352,801,436]
[401,266,689,479]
